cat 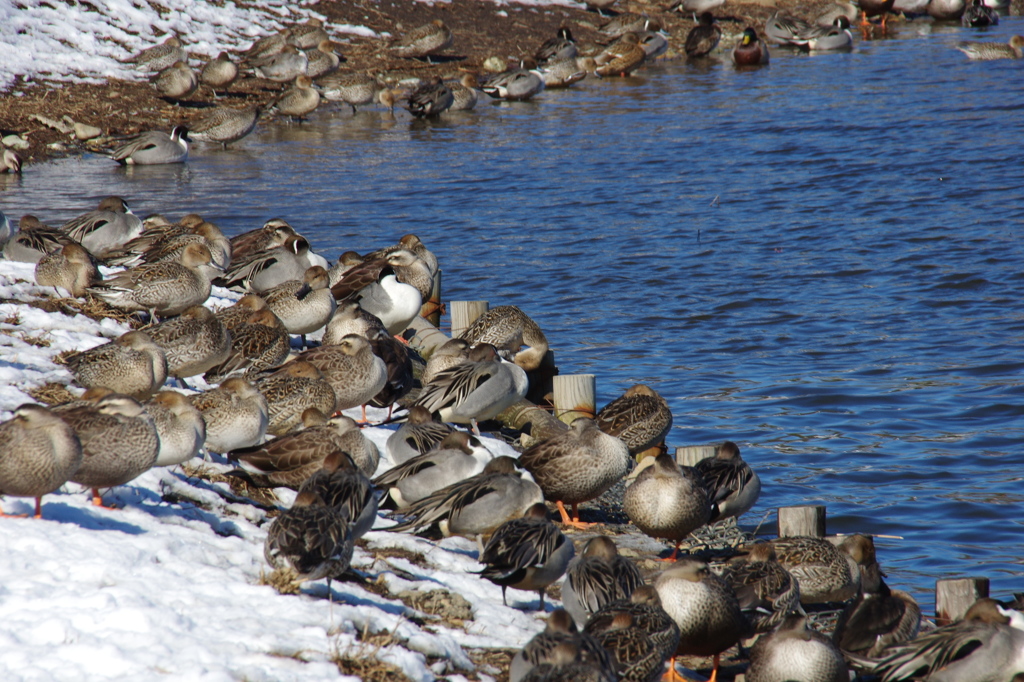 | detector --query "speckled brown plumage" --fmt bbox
[264,490,353,583]
[623,454,710,560]
[0,404,82,516]
[253,360,337,436]
[295,334,386,413]
[297,450,377,540]
[203,308,290,384]
[458,305,549,371]
[718,542,801,633]
[65,330,168,399]
[596,384,672,456]
[145,305,232,379]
